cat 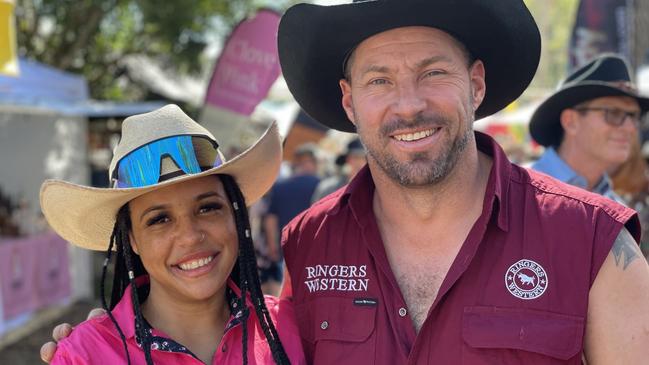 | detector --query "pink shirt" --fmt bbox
[52,278,305,364]
[282,131,640,364]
